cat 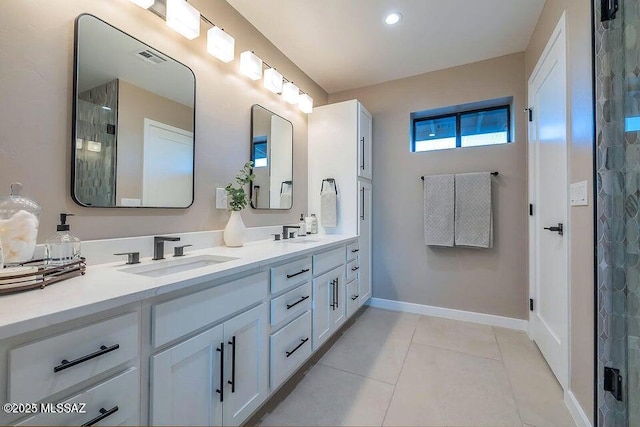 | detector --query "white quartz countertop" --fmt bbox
[0,234,356,340]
